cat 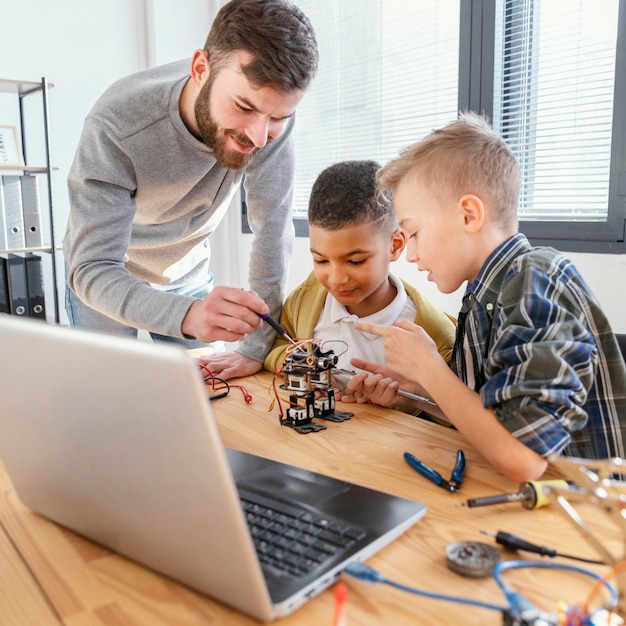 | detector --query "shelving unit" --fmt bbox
[0,77,59,323]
